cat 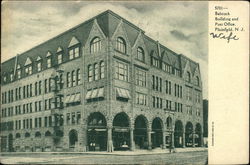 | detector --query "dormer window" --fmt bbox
[68,36,80,60]
[90,37,101,53]
[10,73,14,82]
[37,62,42,72]
[186,71,191,82]
[137,47,145,62]
[56,47,63,64]
[47,58,51,68]
[69,47,79,60]
[195,76,199,86]
[116,37,126,54]
[36,56,42,72]
[25,65,32,75]
[16,64,21,79]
